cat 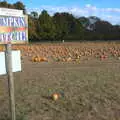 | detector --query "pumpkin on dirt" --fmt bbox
[32,56,48,62]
